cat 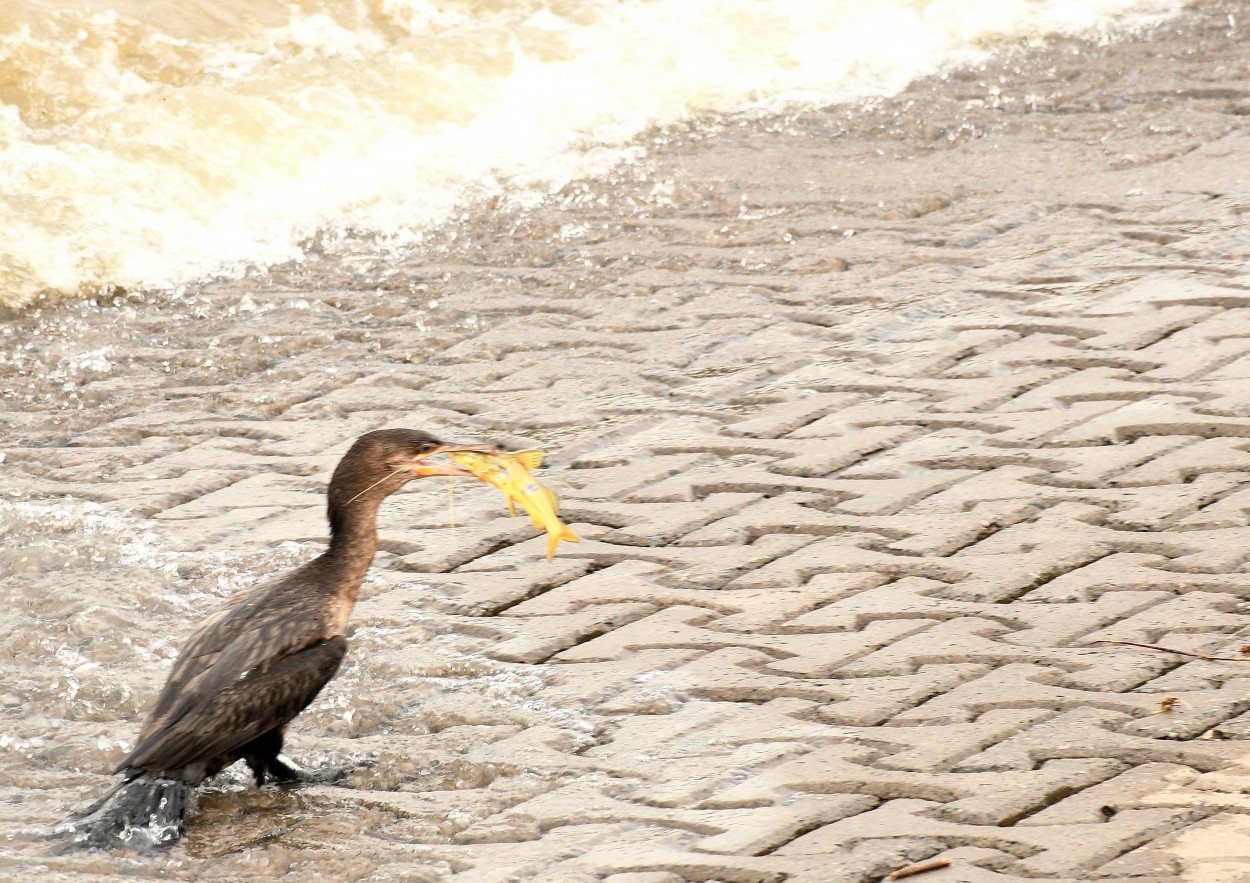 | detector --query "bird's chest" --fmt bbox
[324,592,359,638]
